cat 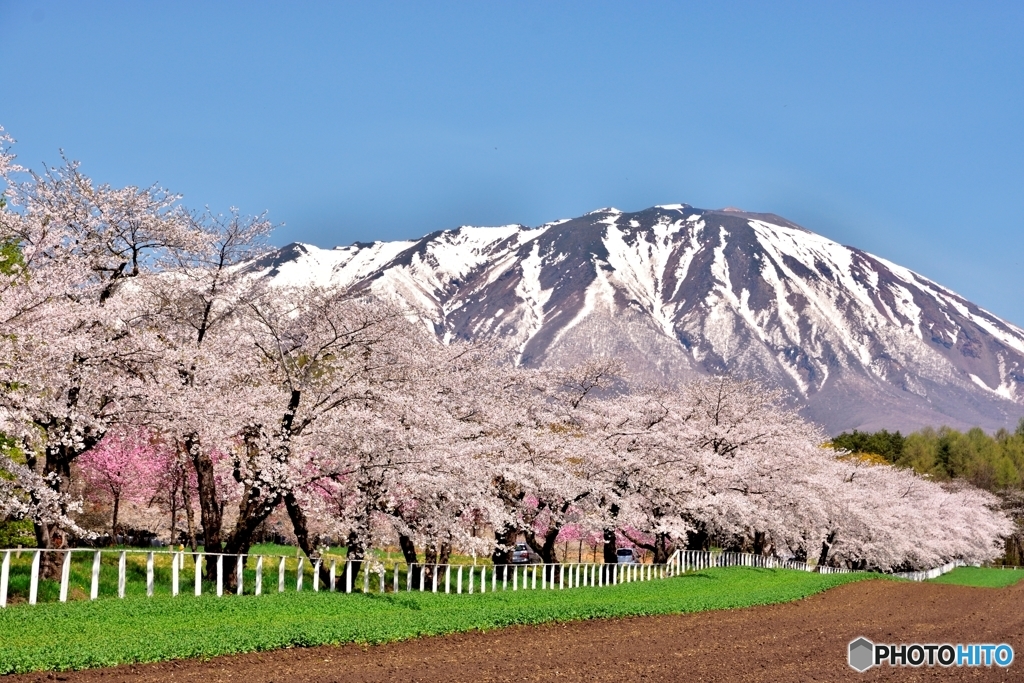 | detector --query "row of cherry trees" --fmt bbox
[0,126,1012,587]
